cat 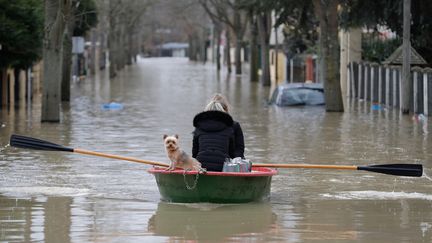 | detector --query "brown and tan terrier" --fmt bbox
[163,134,203,171]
